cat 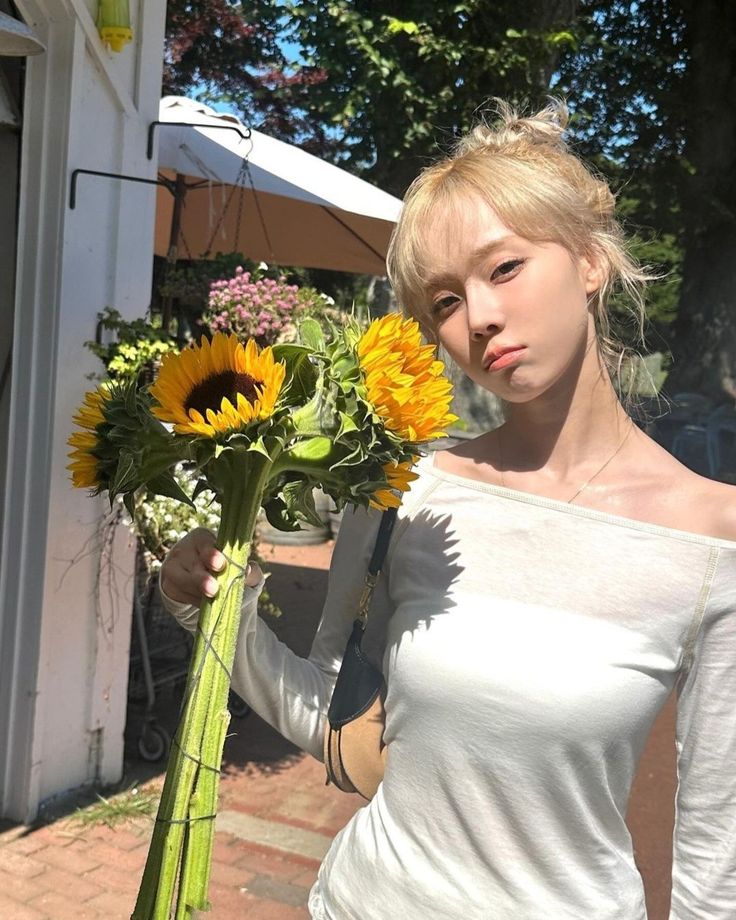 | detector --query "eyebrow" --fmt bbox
[423,234,520,289]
